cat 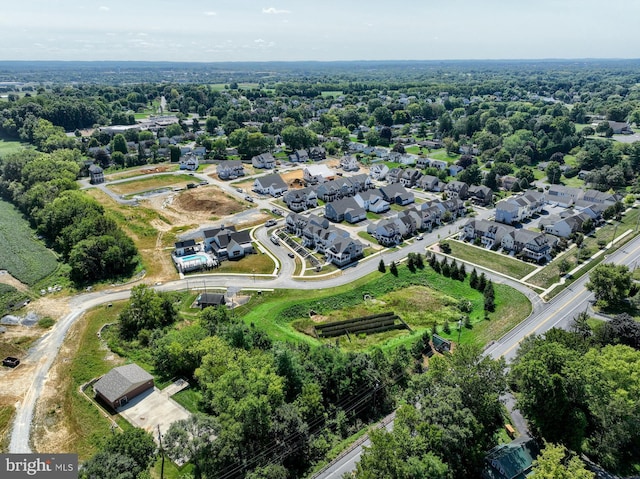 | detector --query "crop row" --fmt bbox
[319,323,408,338]
[315,312,396,330]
